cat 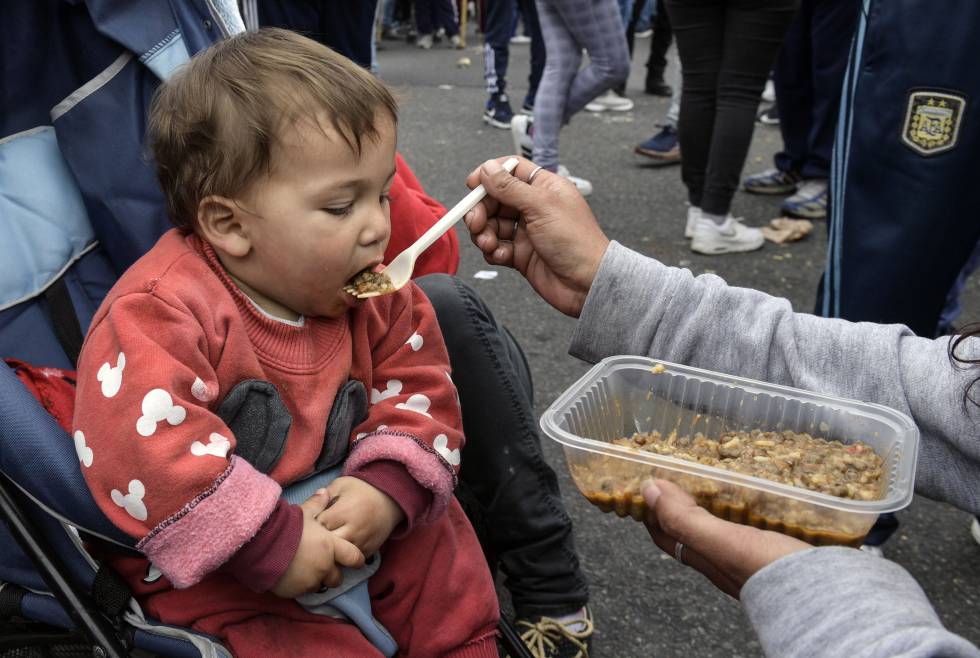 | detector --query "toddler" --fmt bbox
[71,28,499,657]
